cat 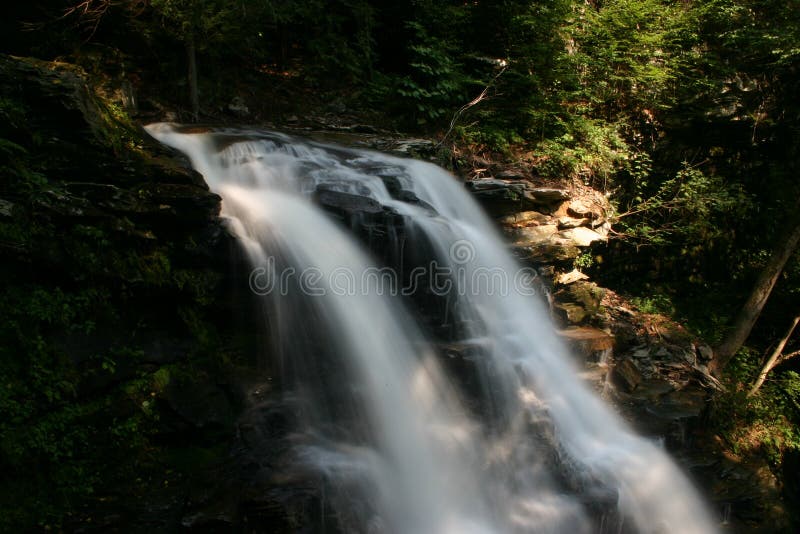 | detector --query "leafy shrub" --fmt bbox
[372,21,467,127]
[535,116,630,183]
[711,350,800,468]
